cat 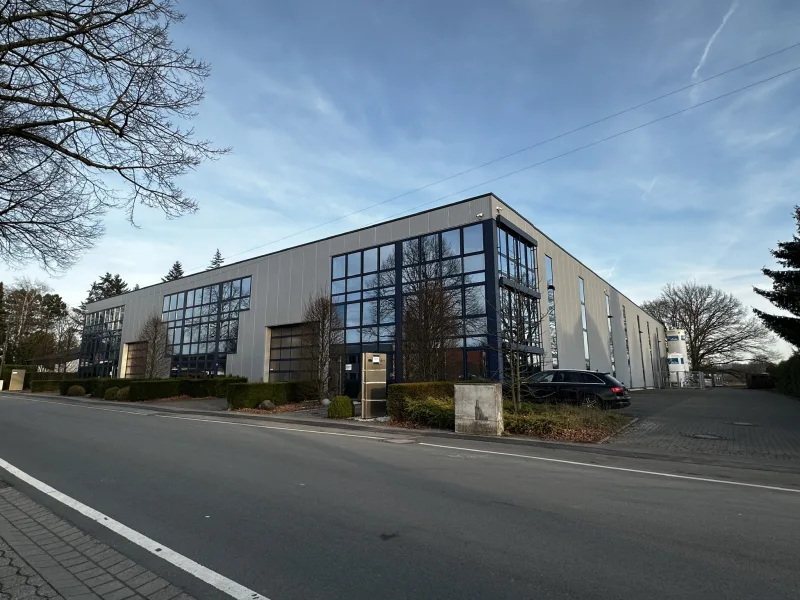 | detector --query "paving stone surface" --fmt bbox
[0,484,194,600]
[611,388,800,461]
